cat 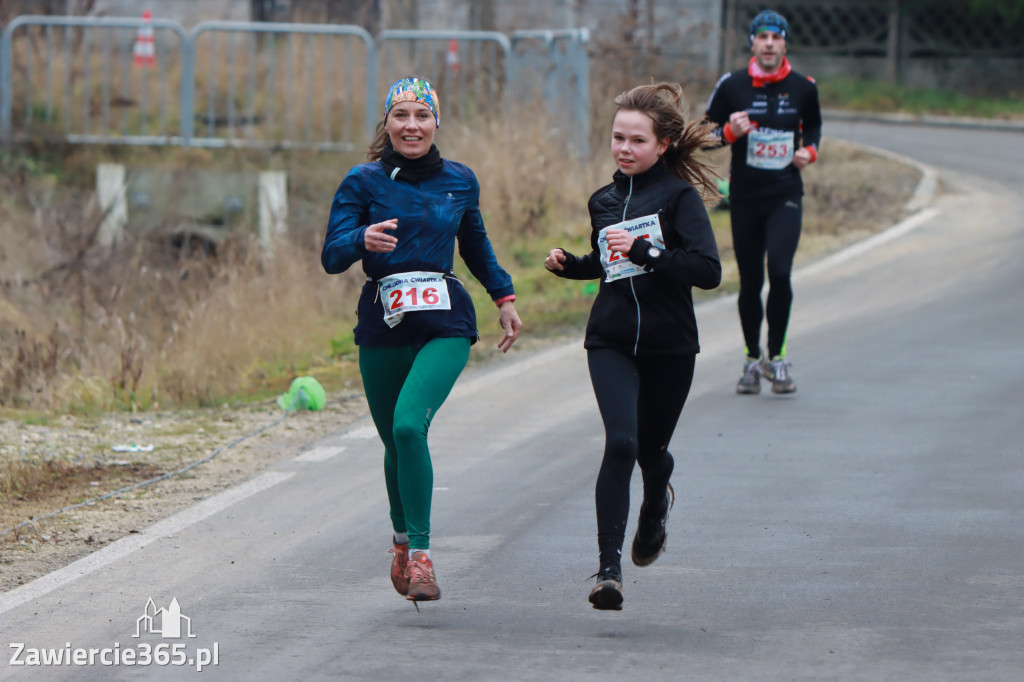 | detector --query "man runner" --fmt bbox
[705,8,822,394]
